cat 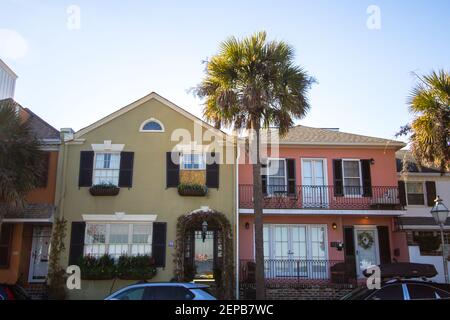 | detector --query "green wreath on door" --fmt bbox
[357,231,374,250]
